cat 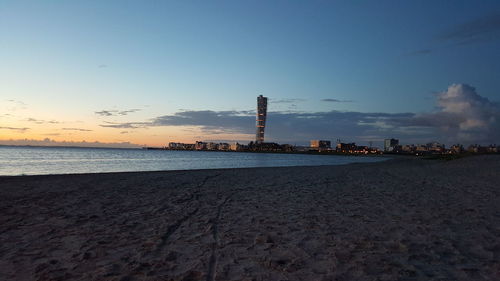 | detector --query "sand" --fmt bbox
[1,155,499,281]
